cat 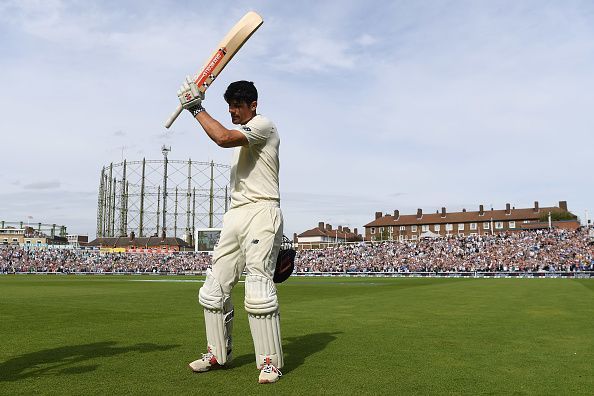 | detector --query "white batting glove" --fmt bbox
[177,76,205,115]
